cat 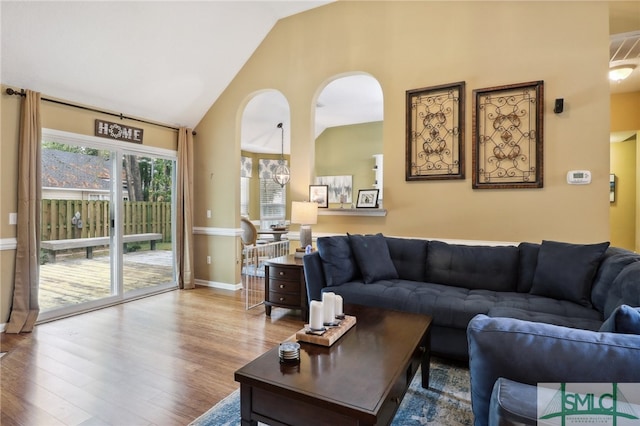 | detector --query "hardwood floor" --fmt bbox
[1,287,304,426]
